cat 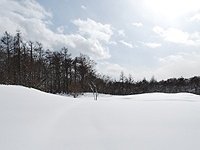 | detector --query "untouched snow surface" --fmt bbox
[0,85,200,150]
